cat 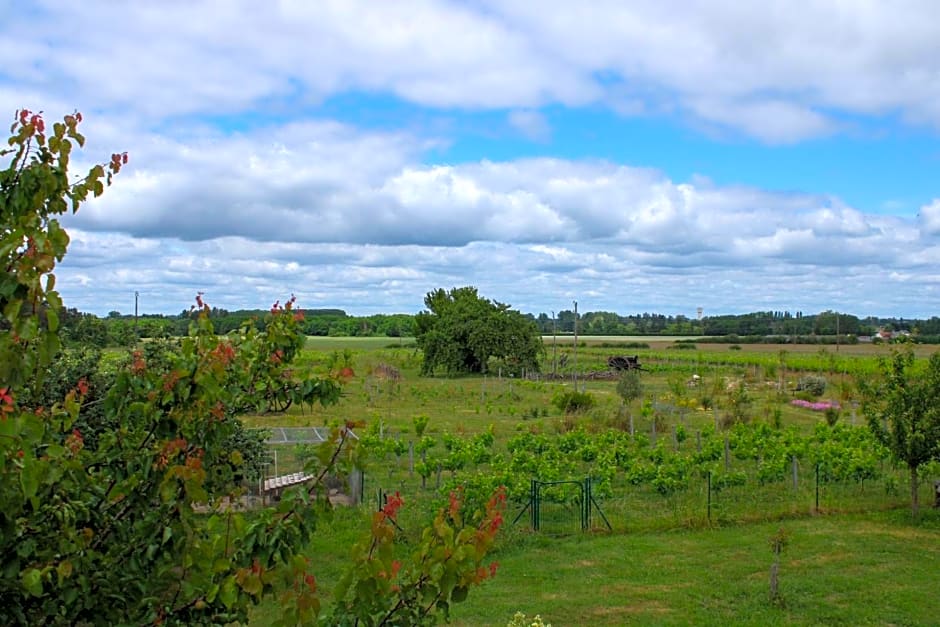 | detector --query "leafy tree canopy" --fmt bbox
[415,287,543,375]
[862,348,940,515]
